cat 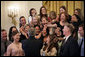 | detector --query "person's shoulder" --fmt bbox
[70,36,76,40]
[28,16,32,20]
[52,47,57,50]
[21,39,29,43]
[18,42,23,47]
[7,43,13,49]
[7,40,12,44]
[28,16,32,18]
[51,47,57,53]
[68,14,71,17]
[68,36,77,43]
